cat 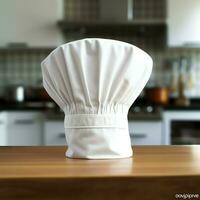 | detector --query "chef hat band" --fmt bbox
[64,114,128,129]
